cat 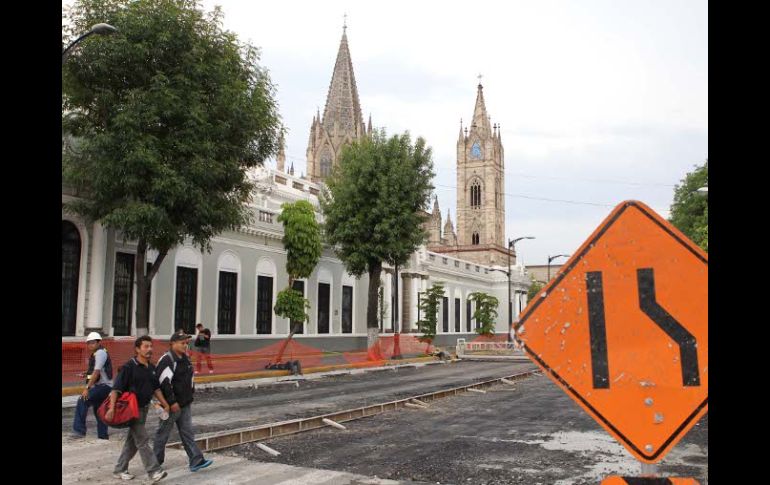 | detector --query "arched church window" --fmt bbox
[472,232,480,245]
[471,141,482,159]
[320,149,332,177]
[62,221,81,336]
[470,180,482,208]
